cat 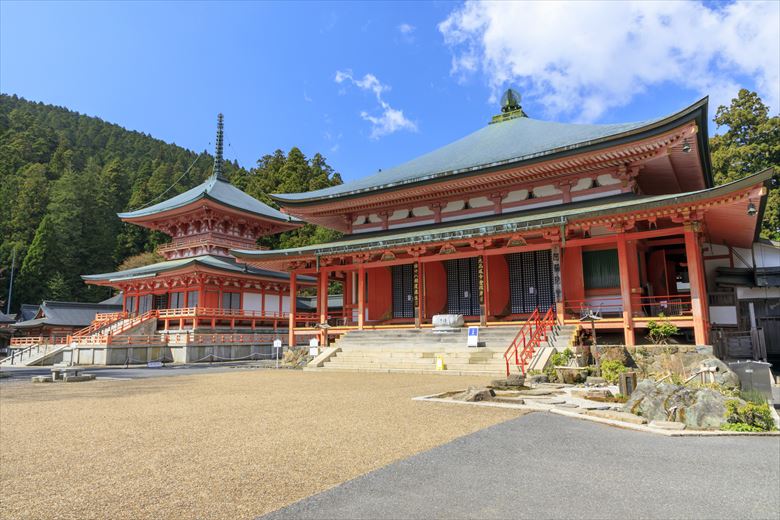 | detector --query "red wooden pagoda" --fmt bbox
[73,115,316,362]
